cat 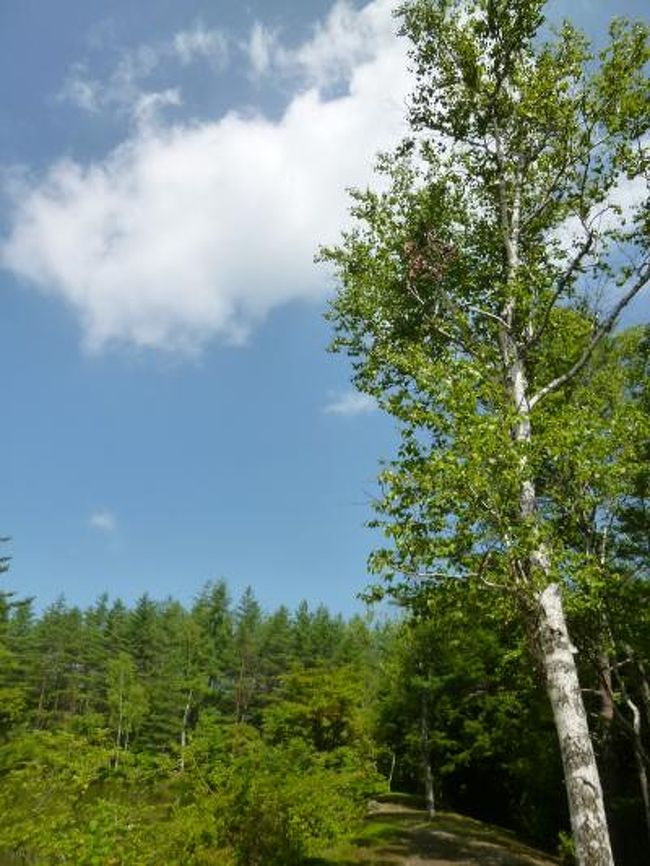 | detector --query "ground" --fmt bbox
[307,796,558,866]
